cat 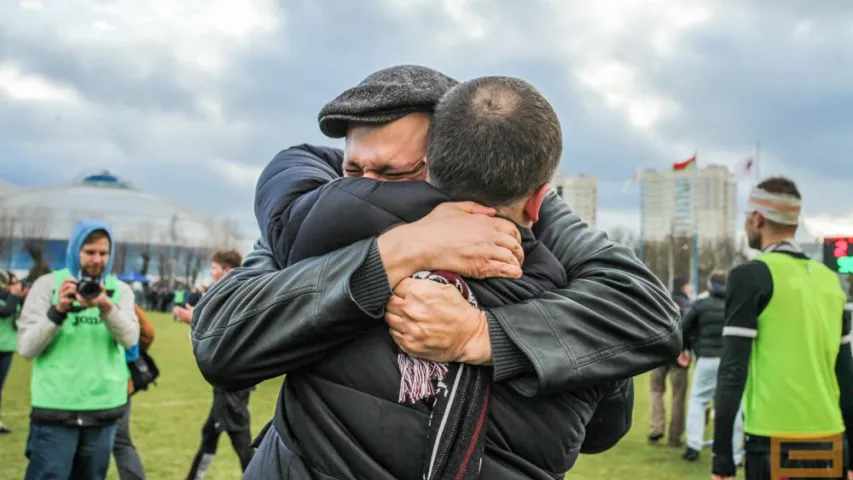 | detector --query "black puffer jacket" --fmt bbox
[256,145,632,480]
[681,284,726,358]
